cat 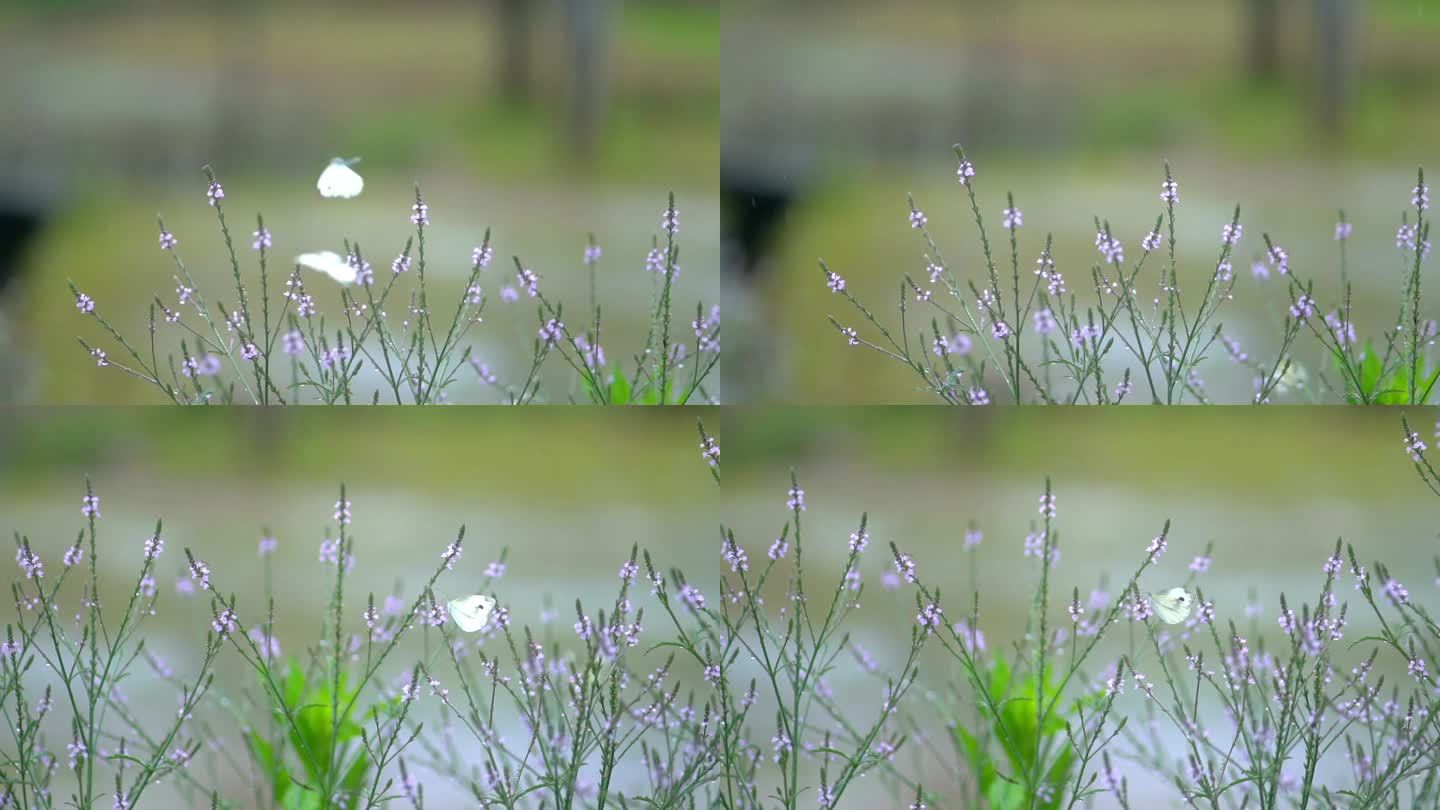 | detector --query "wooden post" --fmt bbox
[498,0,533,107]
[1314,0,1351,137]
[565,0,613,160]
